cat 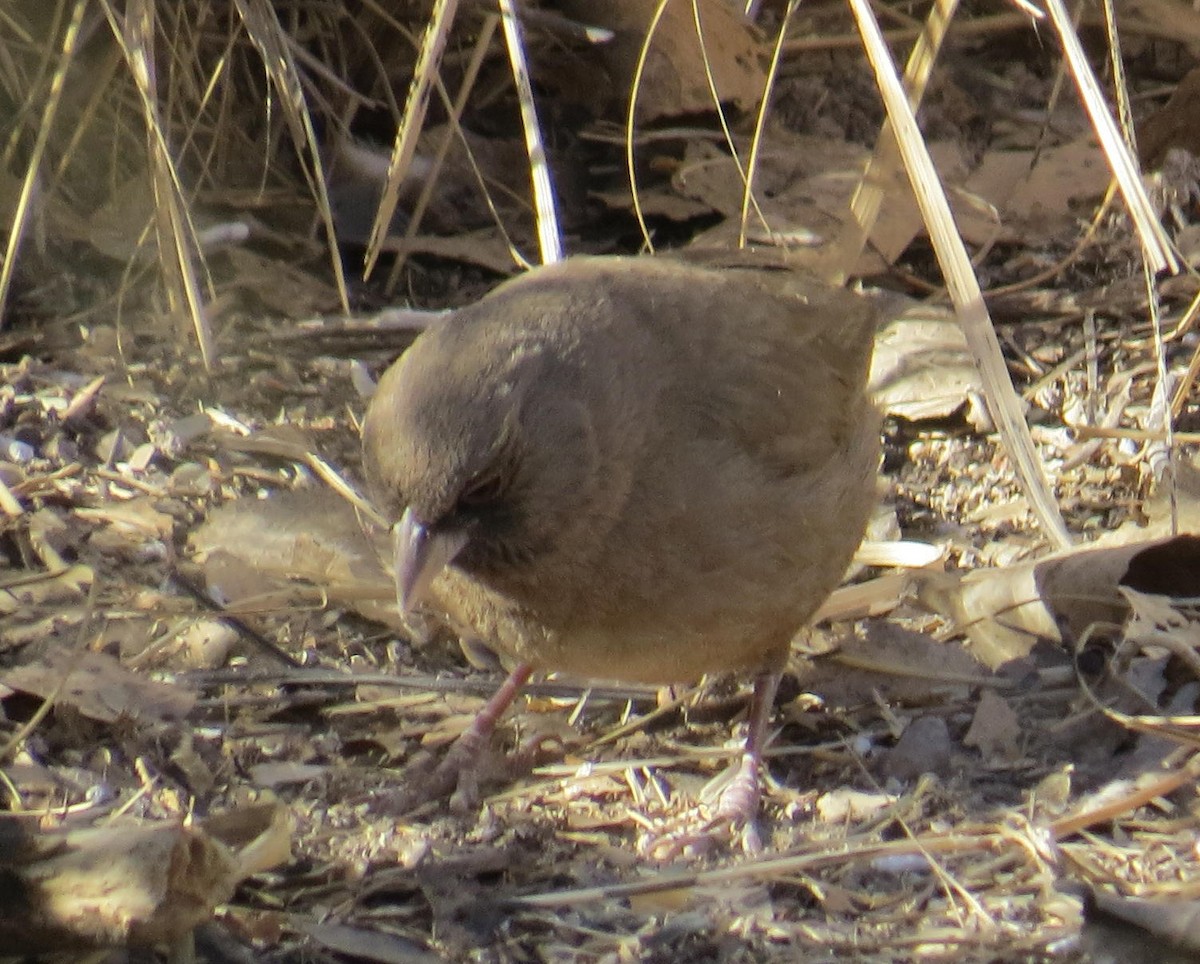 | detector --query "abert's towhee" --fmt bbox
[362,253,880,851]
